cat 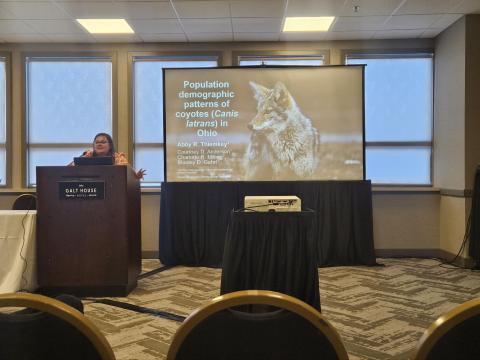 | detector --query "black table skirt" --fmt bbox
[159,180,376,267]
[220,210,321,310]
